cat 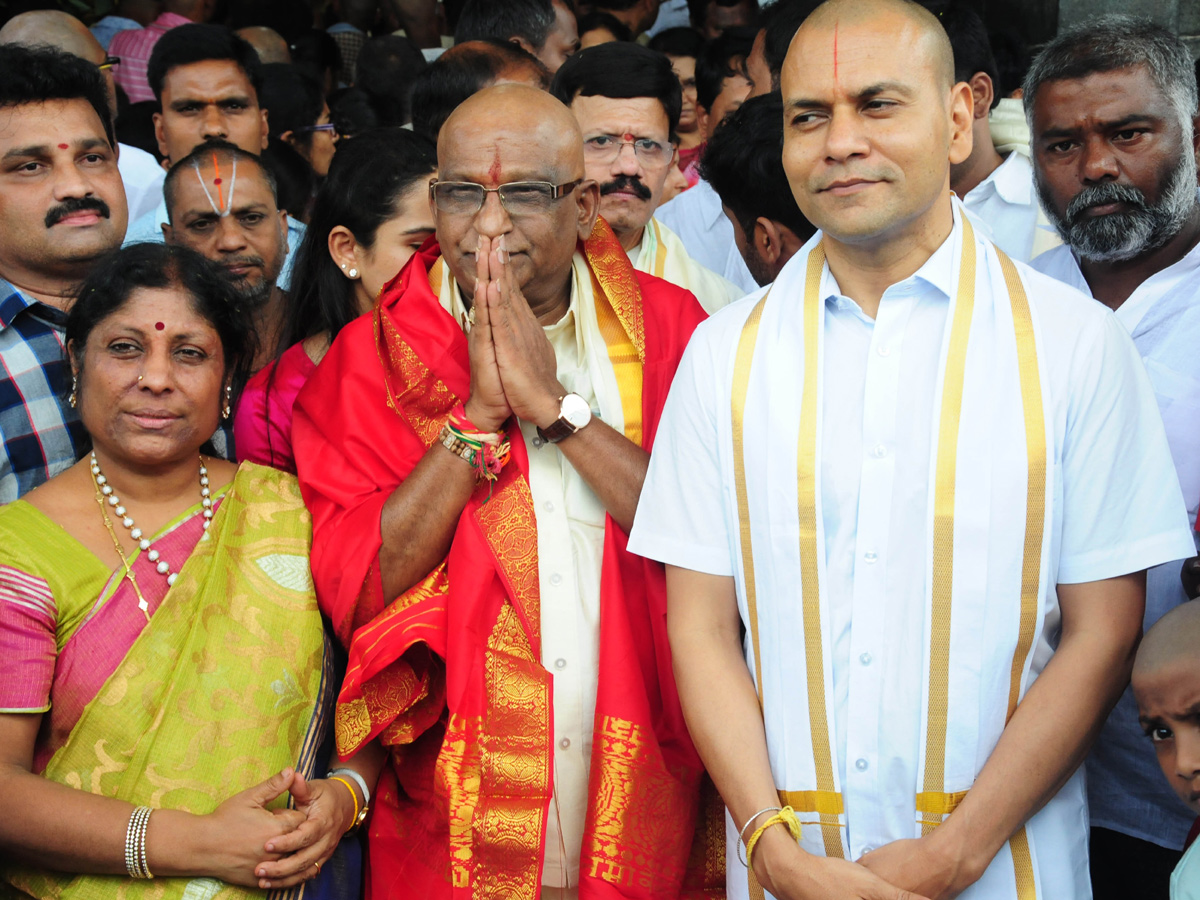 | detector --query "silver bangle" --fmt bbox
[124,806,154,879]
[327,767,370,807]
[736,806,782,868]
